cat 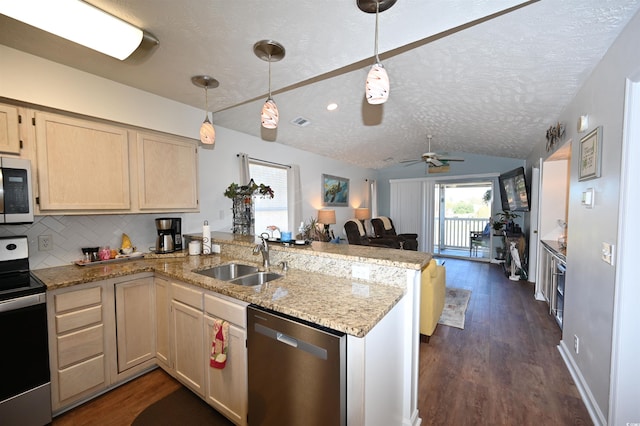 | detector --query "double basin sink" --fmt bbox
[195,263,282,286]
